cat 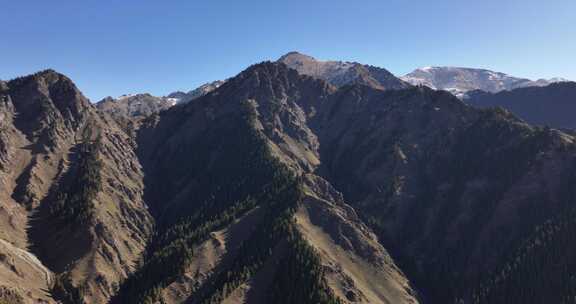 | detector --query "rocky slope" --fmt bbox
[278,52,410,90]
[2,59,576,304]
[402,66,568,98]
[0,71,153,303]
[467,81,576,129]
